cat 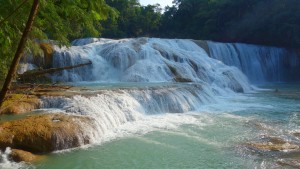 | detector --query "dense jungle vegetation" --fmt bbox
[1,0,300,80]
[102,0,300,48]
